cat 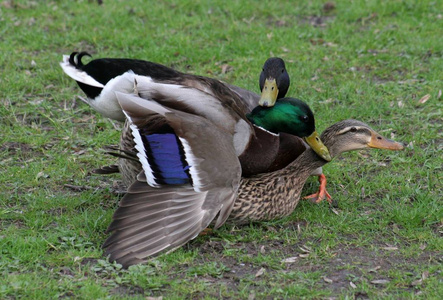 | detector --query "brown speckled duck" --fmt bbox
[101,85,403,267]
